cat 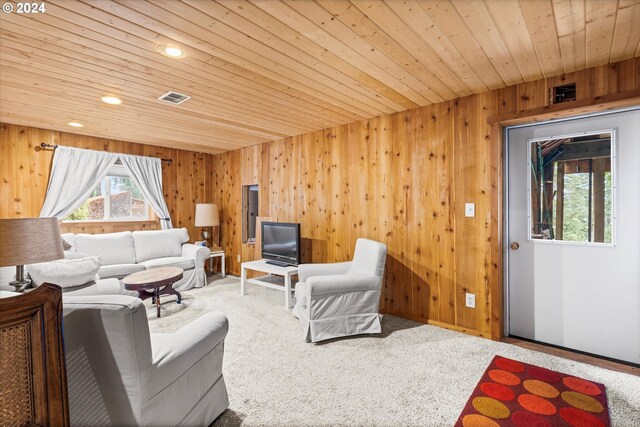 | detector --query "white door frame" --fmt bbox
[502,105,640,338]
